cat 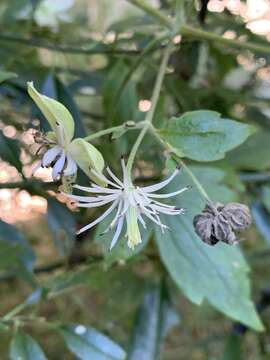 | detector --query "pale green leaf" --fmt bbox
[10,331,48,360]
[159,110,255,161]
[58,324,126,360]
